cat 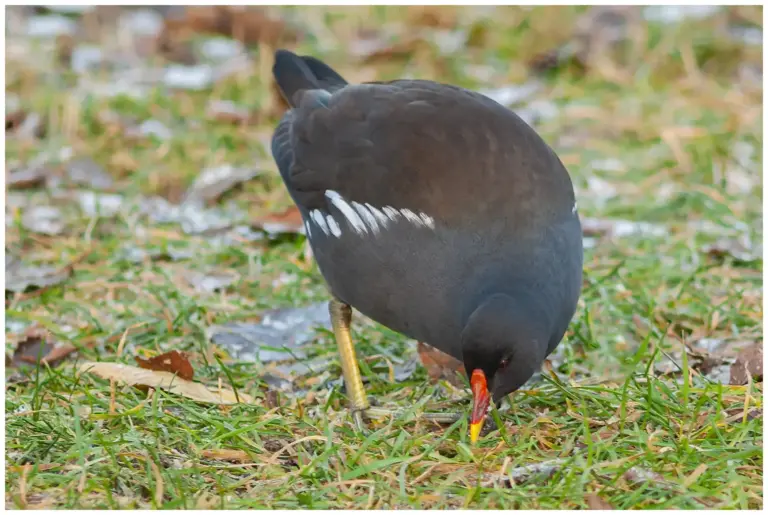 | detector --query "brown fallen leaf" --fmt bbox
[253,205,305,236]
[5,255,73,293]
[406,6,459,29]
[729,343,763,385]
[161,6,297,47]
[135,350,194,381]
[78,362,255,405]
[264,389,280,409]
[704,237,760,263]
[207,100,256,125]
[201,449,251,463]
[622,466,677,490]
[66,157,114,190]
[6,106,46,139]
[7,164,52,190]
[529,6,641,74]
[8,327,76,370]
[417,341,466,387]
[585,493,614,509]
[8,330,52,368]
[350,32,426,65]
[6,107,27,131]
[182,164,259,205]
[183,270,240,293]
